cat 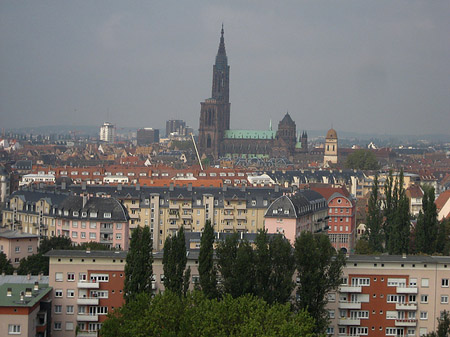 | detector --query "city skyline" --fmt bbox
[1,1,449,135]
